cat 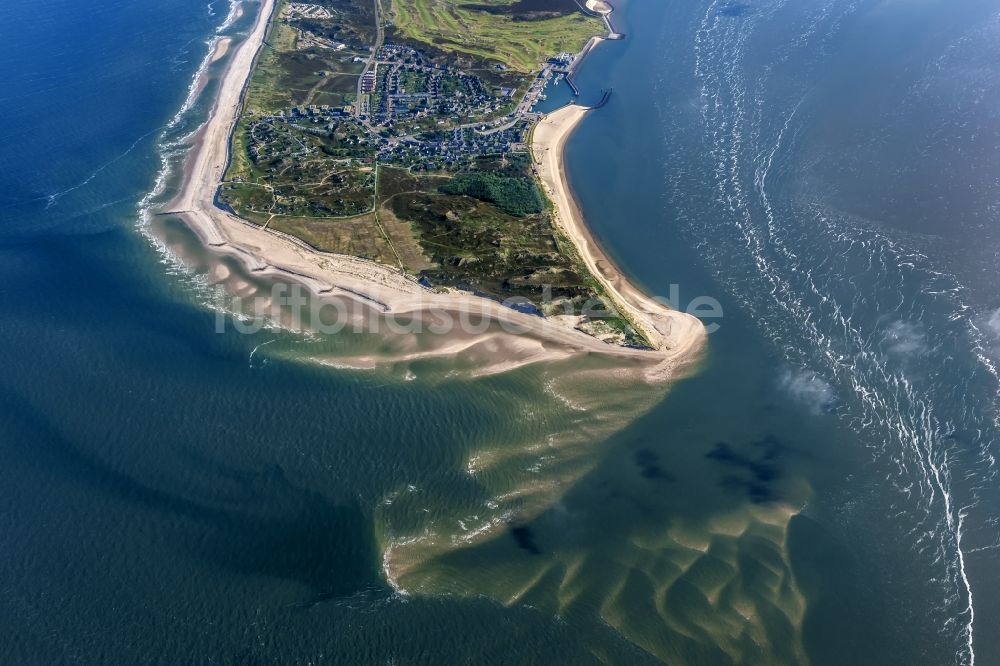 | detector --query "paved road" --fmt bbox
[354,0,385,118]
